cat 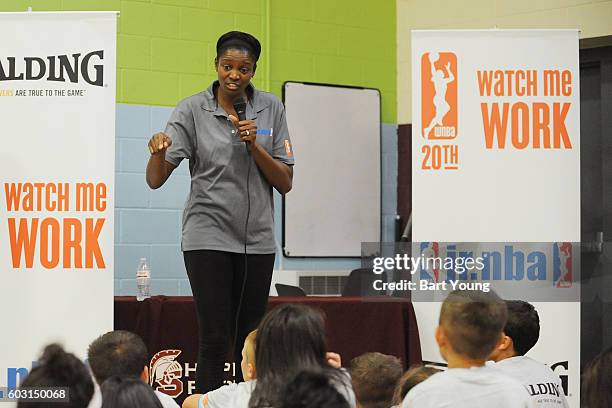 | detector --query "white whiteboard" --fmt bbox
[283,82,381,257]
